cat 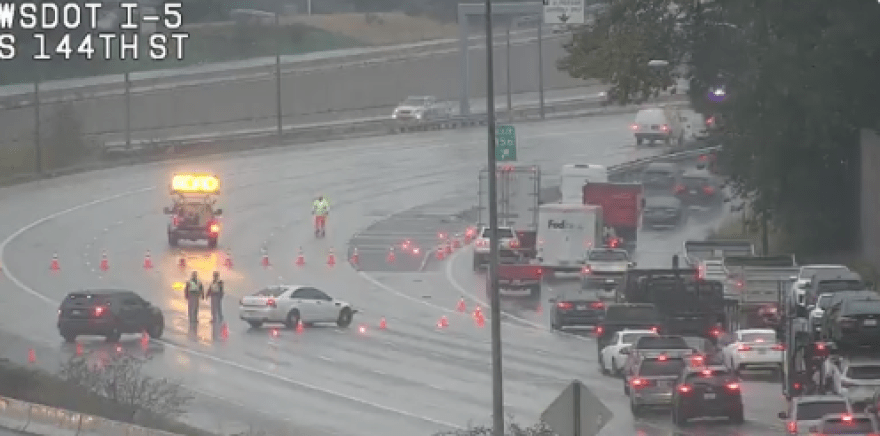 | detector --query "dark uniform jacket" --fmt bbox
[206,280,224,298]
